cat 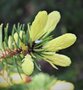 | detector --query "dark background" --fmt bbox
[0,0,83,90]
